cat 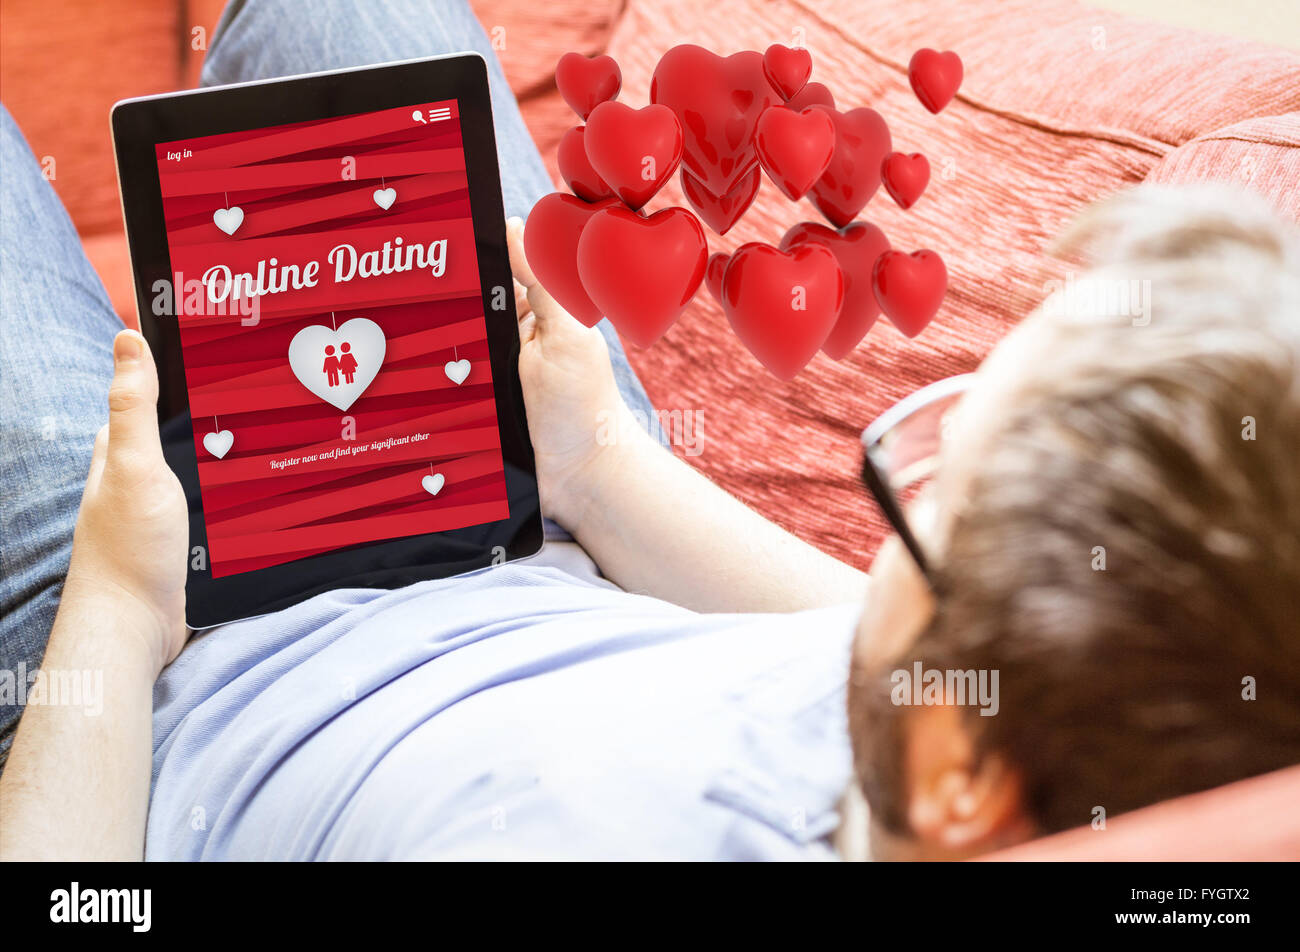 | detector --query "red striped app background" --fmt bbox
[155,100,510,578]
